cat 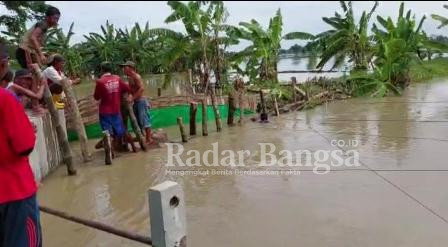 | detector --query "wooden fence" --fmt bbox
[65,94,257,130]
